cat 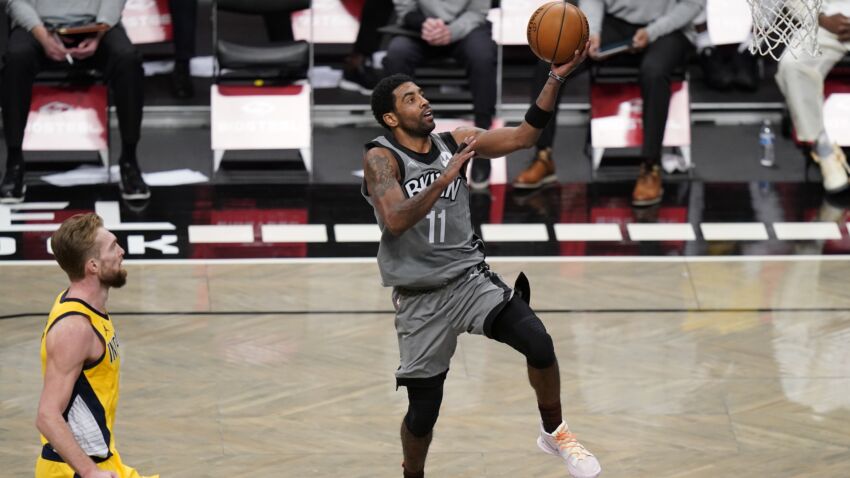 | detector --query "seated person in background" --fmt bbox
[692,5,759,92]
[2,0,149,203]
[512,0,581,191]
[169,0,197,98]
[775,0,850,194]
[340,0,395,94]
[512,59,566,190]
[581,0,704,206]
[383,0,497,190]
